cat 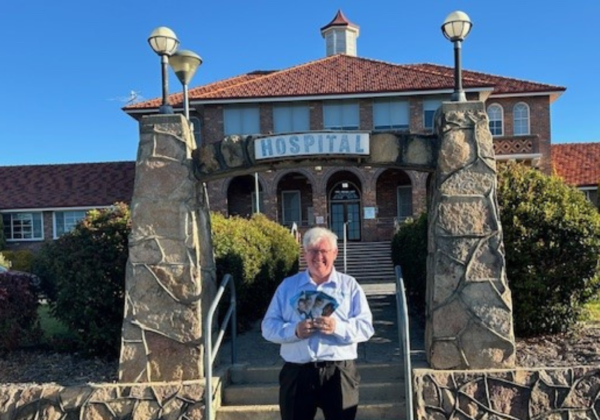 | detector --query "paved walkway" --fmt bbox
[218,281,426,368]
